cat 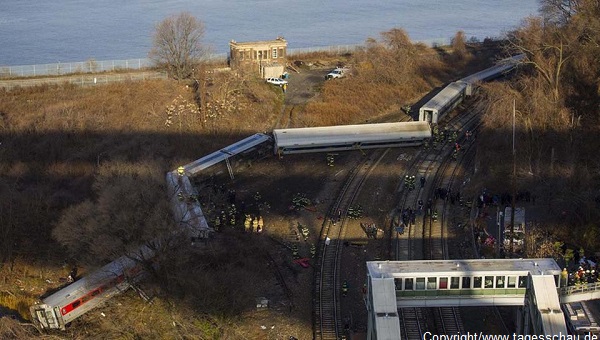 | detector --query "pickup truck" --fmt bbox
[325,67,349,80]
